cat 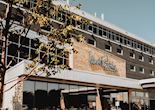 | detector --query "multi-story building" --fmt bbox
[0,0,155,110]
